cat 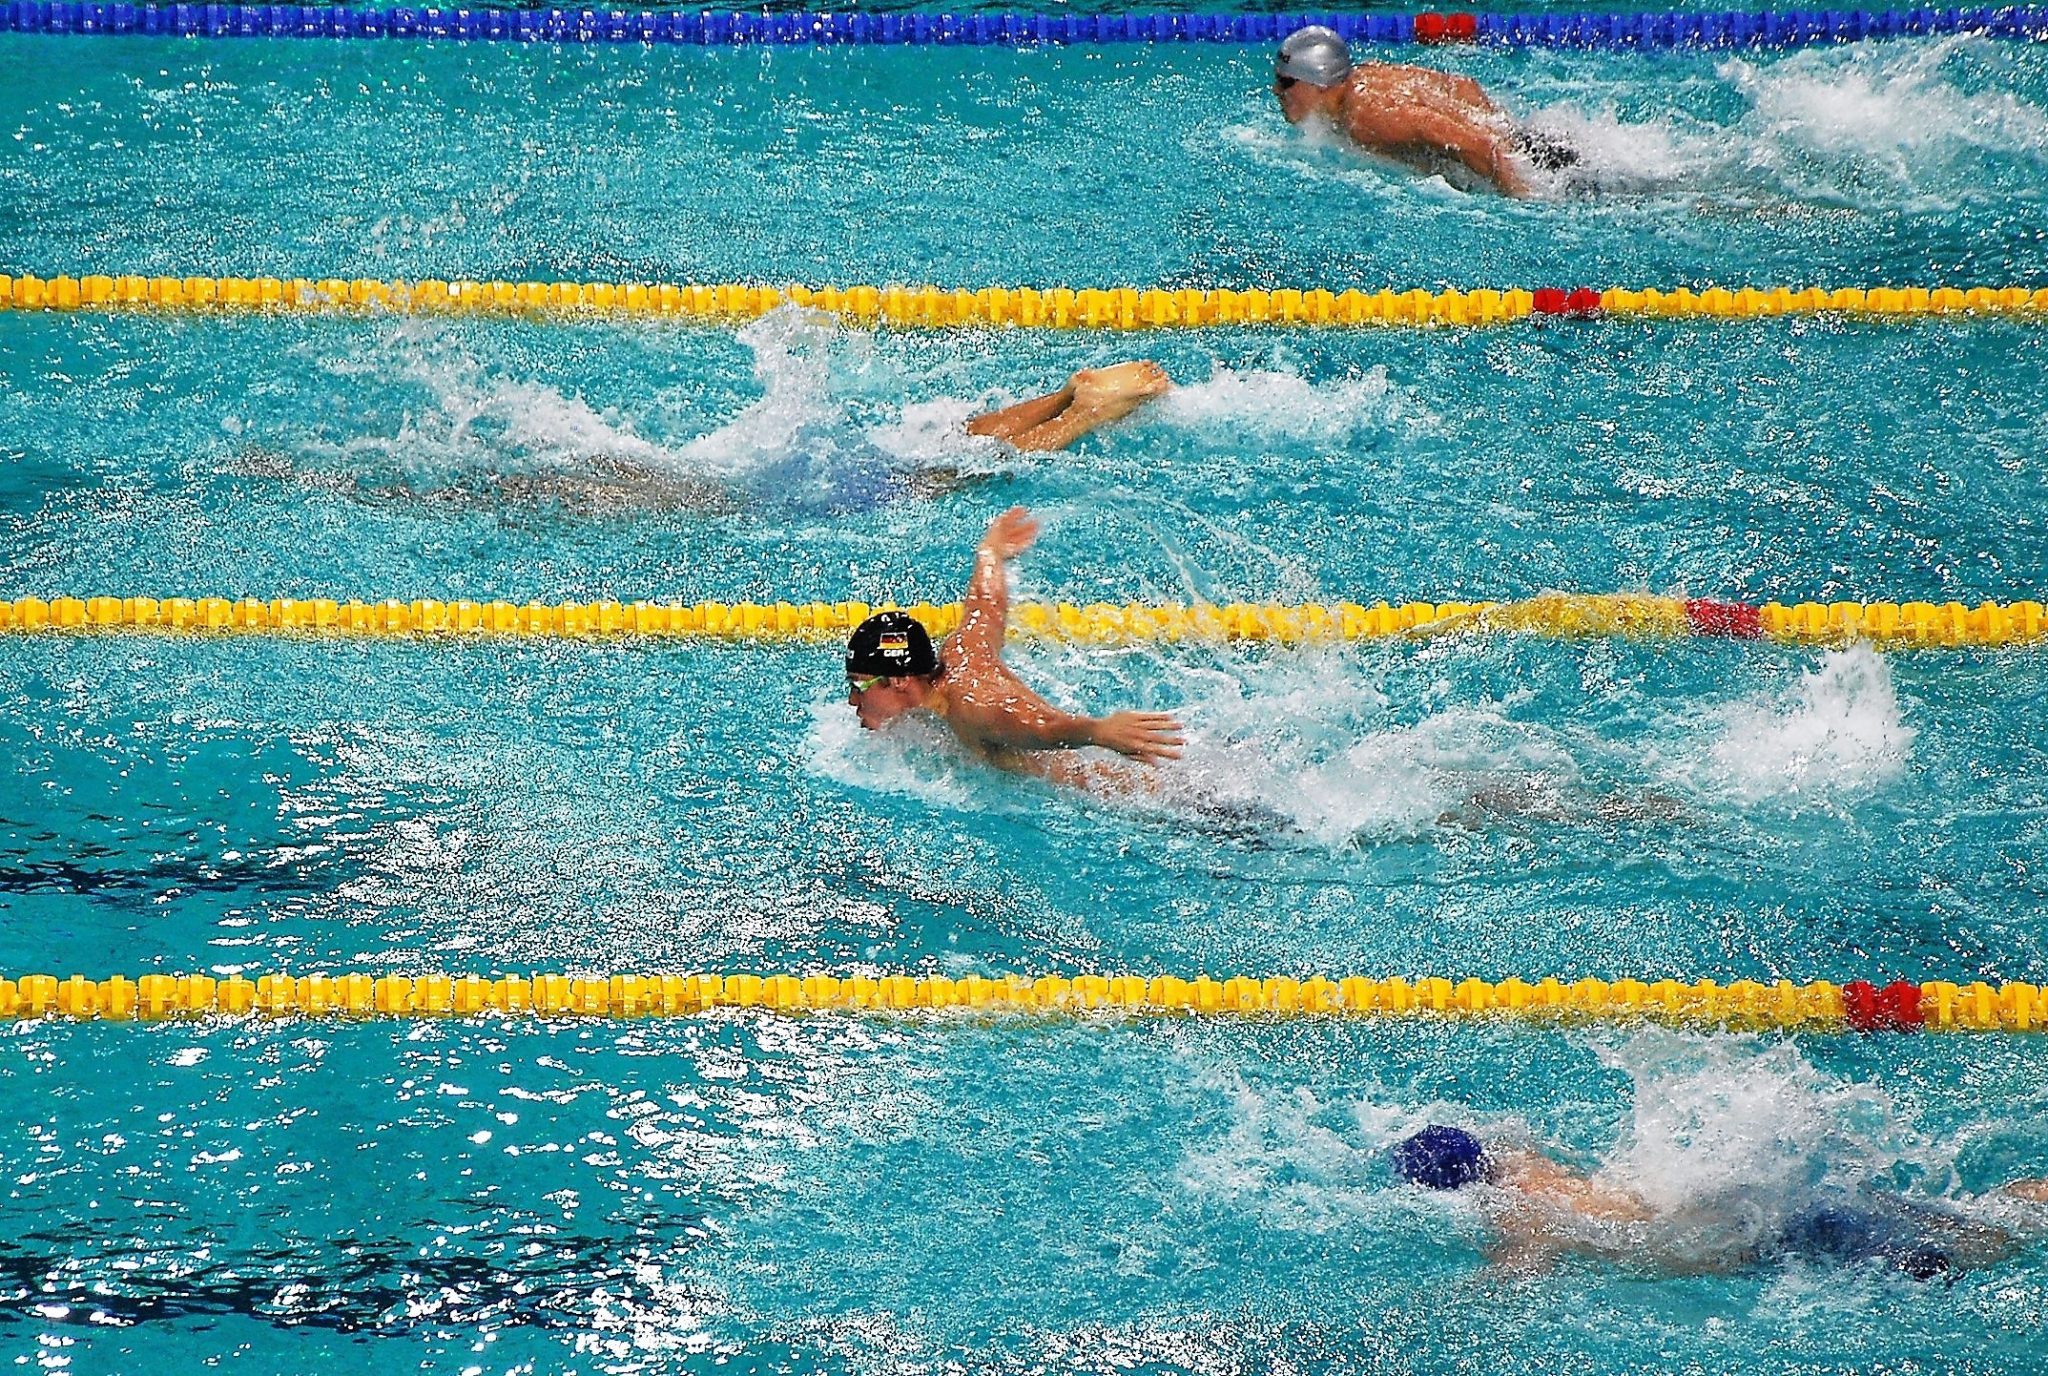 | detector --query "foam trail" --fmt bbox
[310,320,689,481]
[1729,38,2048,162]
[1701,645,1914,804]
[1159,655,1582,847]
[305,310,1004,509]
